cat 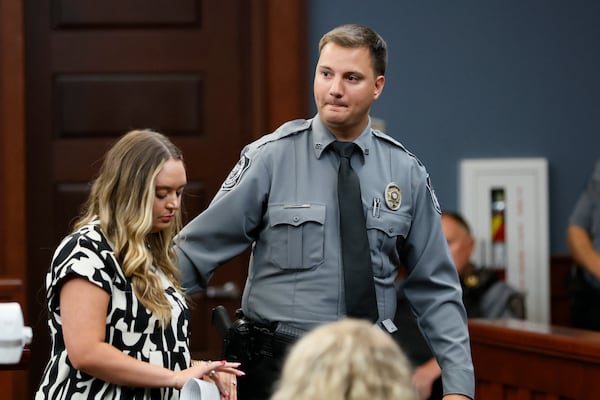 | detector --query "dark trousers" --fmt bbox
[568,265,600,331]
[236,353,283,400]
[224,318,295,400]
